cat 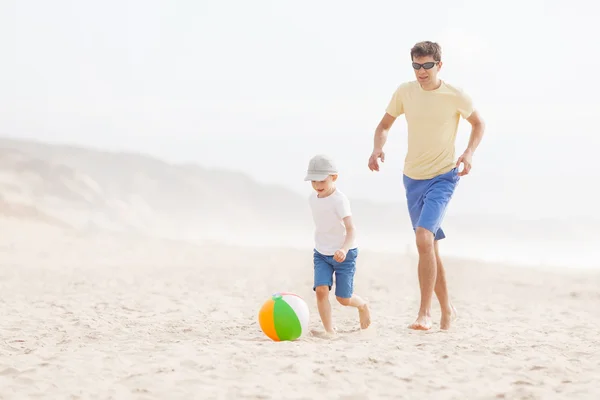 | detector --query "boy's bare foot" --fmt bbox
[358,303,371,329]
[440,304,457,330]
[408,314,432,330]
[310,328,337,339]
